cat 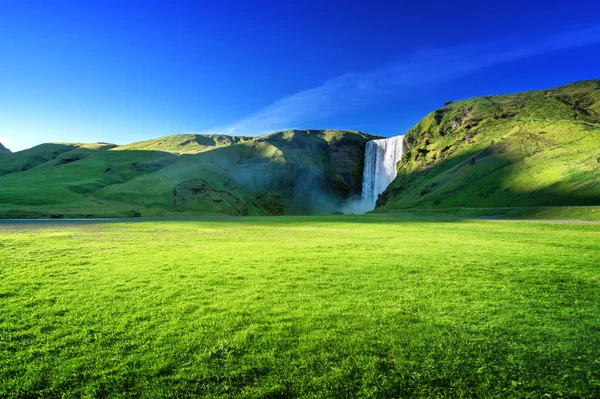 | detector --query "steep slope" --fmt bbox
[376,79,600,216]
[0,143,11,156]
[0,130,379,217]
